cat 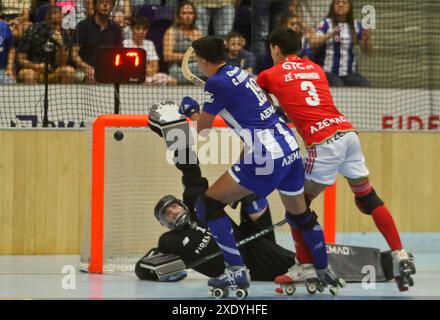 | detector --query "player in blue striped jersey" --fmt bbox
[178,36,342,297]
